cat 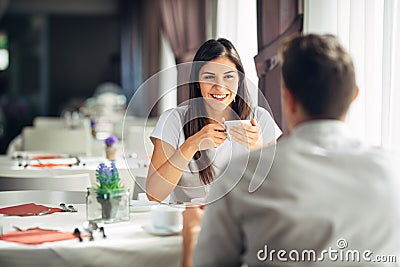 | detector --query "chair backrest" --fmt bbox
[0,190,87,205]
[124,126,154,157]
[33,117,65,129]
[123,116,159,127]
[128,167,147,200]
[22,127,92,155]
[33,116,90,130]
[0,173,91,192]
